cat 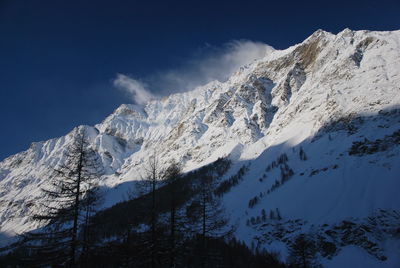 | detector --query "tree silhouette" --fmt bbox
[163,161,182,268]
[23,128,103,267]
[186,172,230,268]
